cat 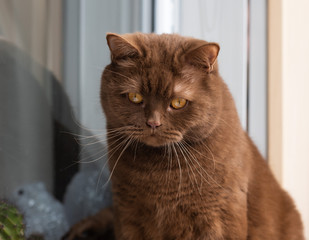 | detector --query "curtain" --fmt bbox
[0,0,78,200]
